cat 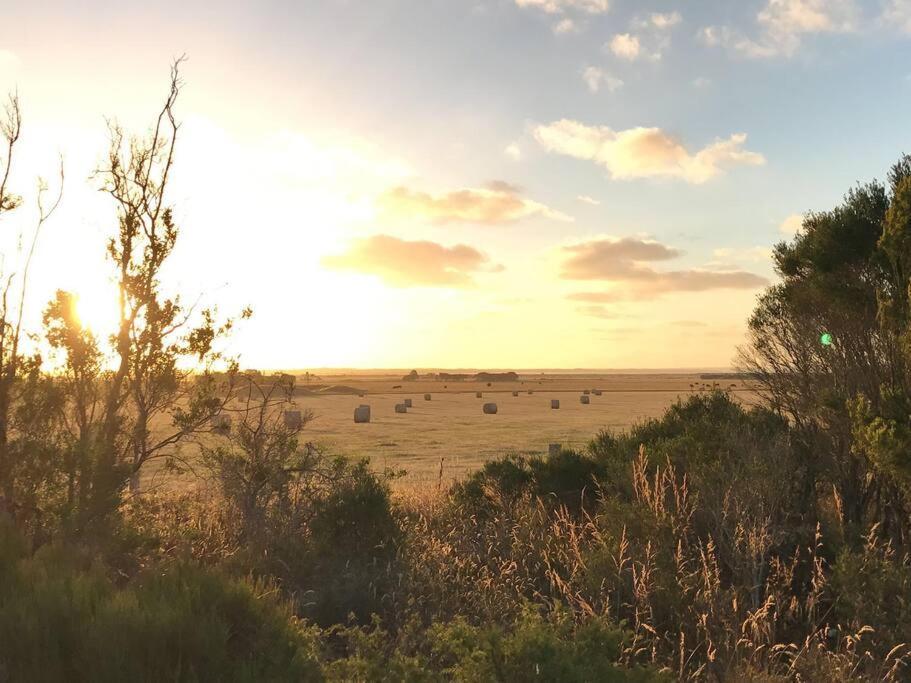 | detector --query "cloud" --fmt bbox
[553,18,579,33]
[322,234,499,287]
[759,0,857,34]
[533,119,765,184]
[779,213,804,235]
[882,1,911,33]
[576,194,601,205]
[378,181,572,224]
[608,33,643,60]
[576,304,622,318]
[560,237,768,299]
[649,11,682,29]
[515,0,609,14]
[582,66,623,93]
[692,77,713,88]
[700,0,858,59]
[504,143,522,160]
